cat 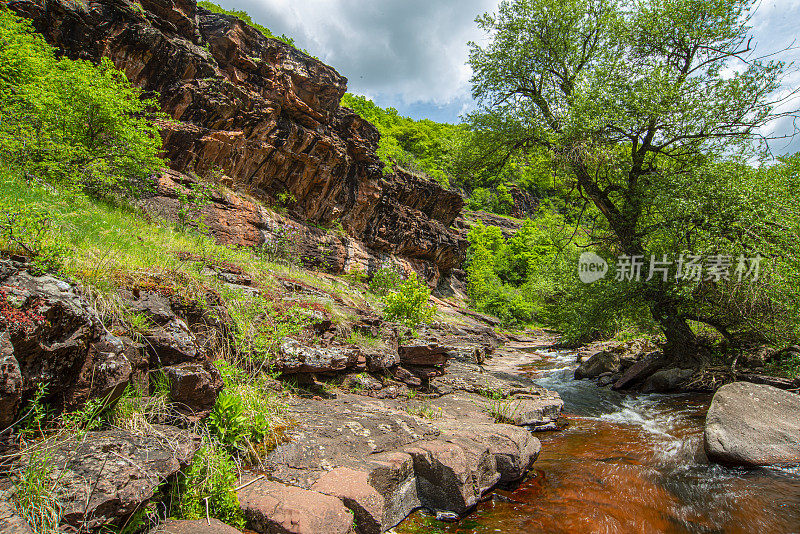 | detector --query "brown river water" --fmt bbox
[397,350,800,534]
